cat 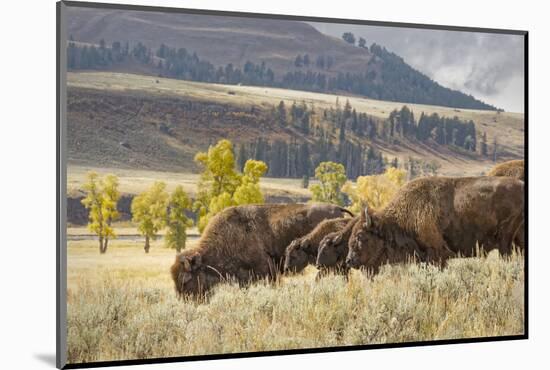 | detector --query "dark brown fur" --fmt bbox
[346,176,524,273]
[171,203,351,296]
[283,217,352,273]
[487,160,525,248]
[315,216,360,271]
[487,160,524,181]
